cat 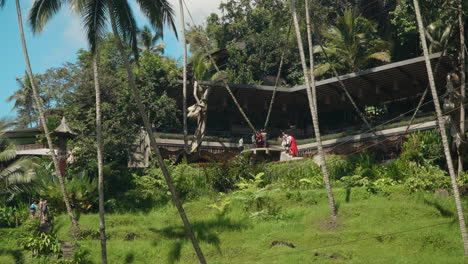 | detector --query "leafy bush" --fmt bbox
[263,159,323,189]
[34,160,98,213]
[202,152,263,193]
[401,131,444,166]
[130,160,212,205]
[0,202,29,228]
[19,232,61,257]
[404,162,450,192]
